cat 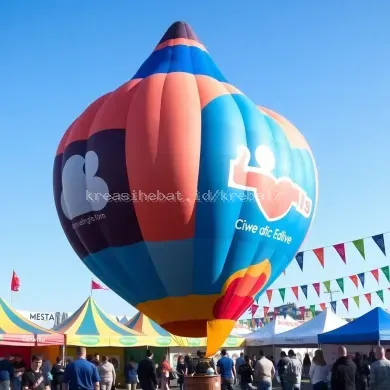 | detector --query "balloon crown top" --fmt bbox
[158,21,201,45]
